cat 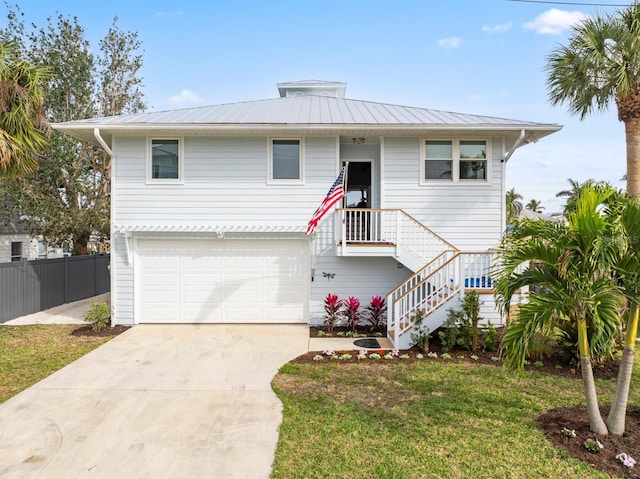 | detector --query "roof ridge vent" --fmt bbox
[277,80,346,98]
